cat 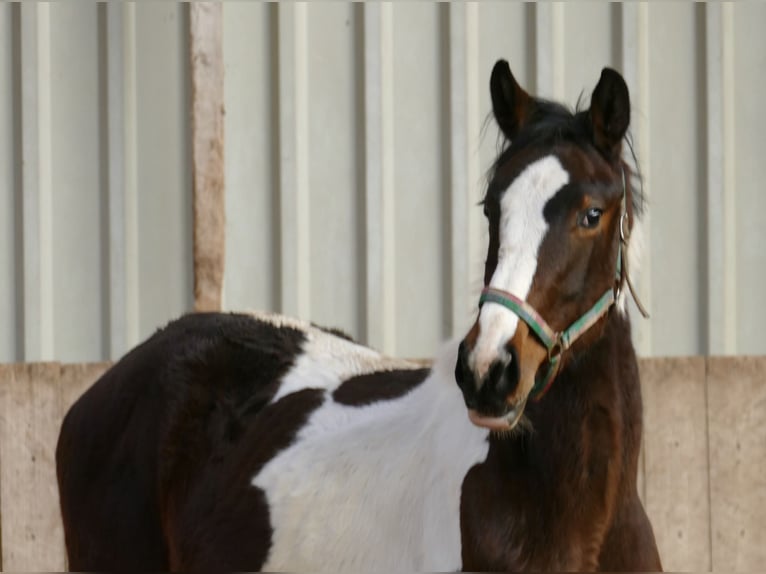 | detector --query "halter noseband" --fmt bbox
[477,169,647,401]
